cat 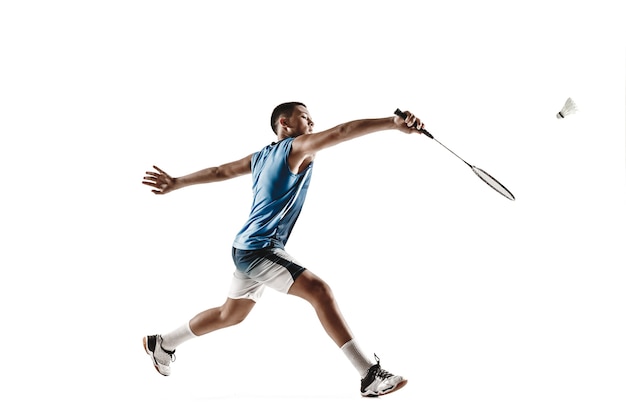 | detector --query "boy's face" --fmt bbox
[283,105,314,137]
